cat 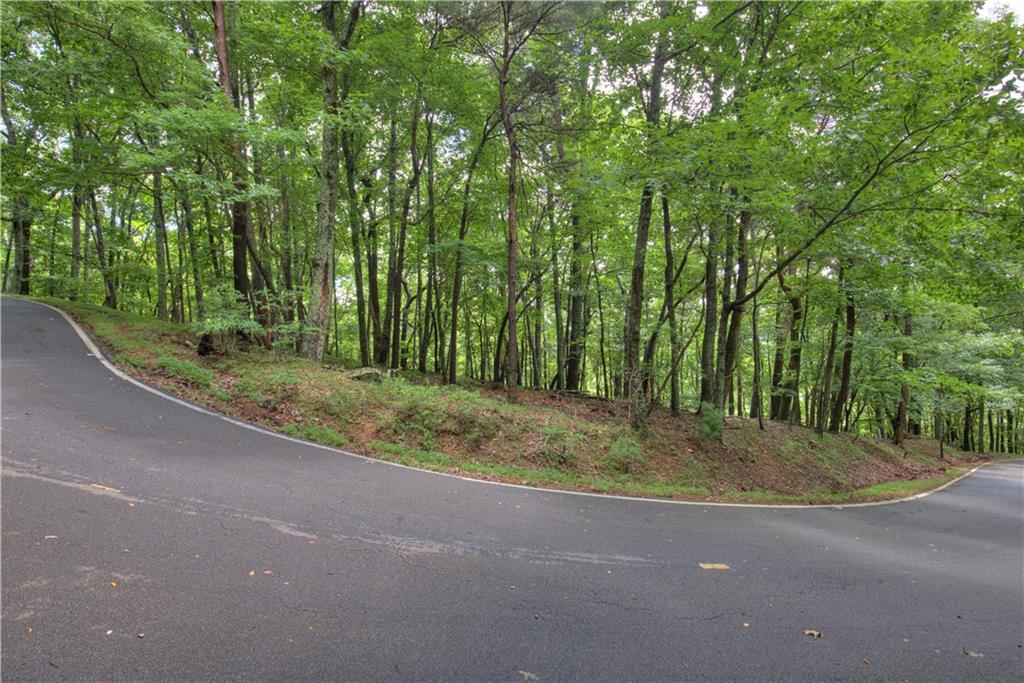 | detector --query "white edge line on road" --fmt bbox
[26,297,1018,511]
